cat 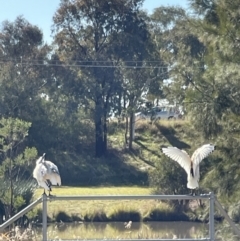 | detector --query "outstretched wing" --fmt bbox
[191,144,215,166]
[162,147,191,173]
[45,160,61,186]
[47,173,61,186]
[45,160,60,175]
